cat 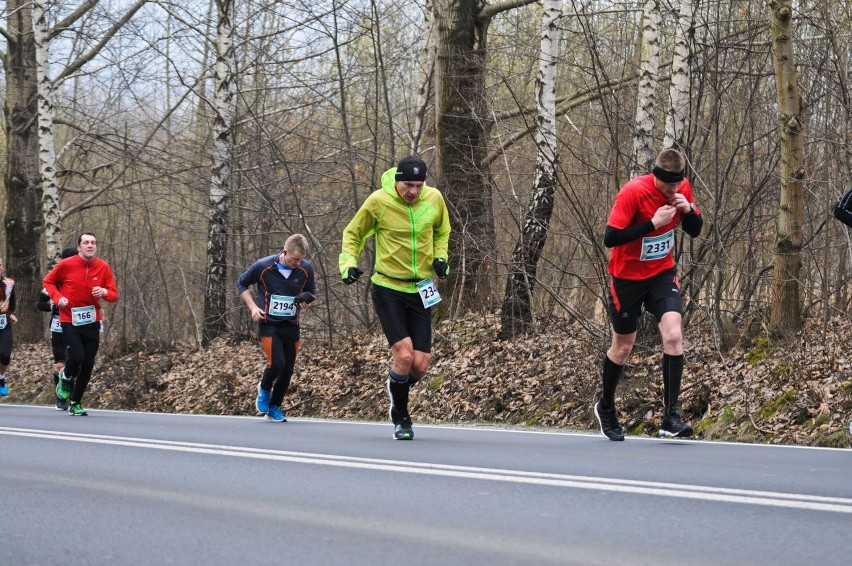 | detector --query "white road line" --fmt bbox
[3,426,851,514]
